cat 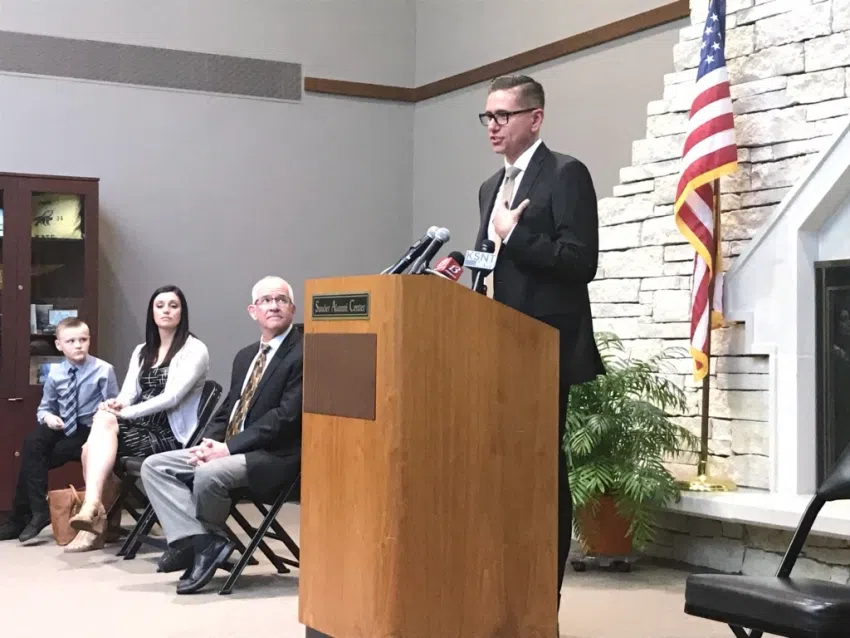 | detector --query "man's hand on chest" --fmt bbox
[492,196,531,240]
